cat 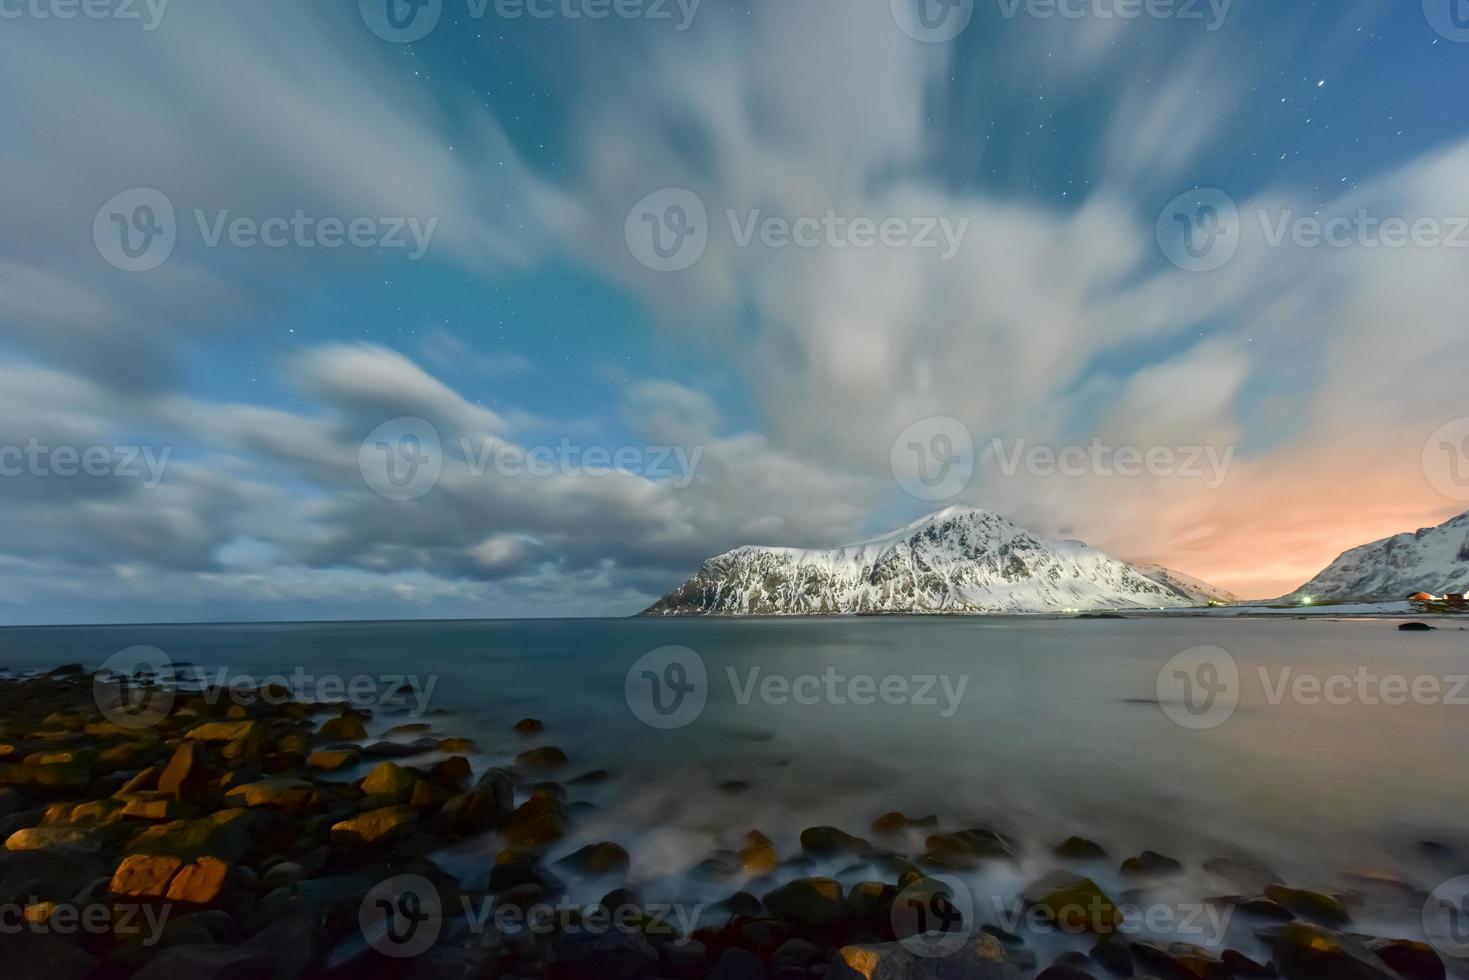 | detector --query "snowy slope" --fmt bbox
[1289,511,1469,600]
[643,507,1196,616]
[1128,563,1240,605]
